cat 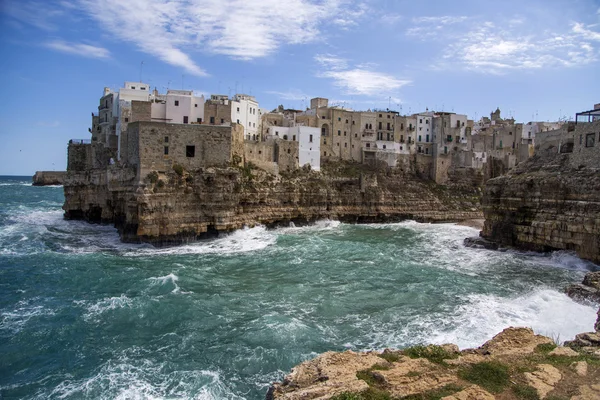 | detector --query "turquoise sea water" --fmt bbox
[0,175,598,399]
